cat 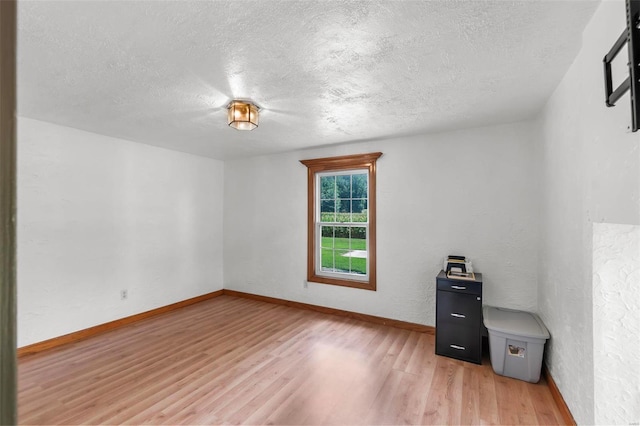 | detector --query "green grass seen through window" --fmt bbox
[321,237,366,275]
